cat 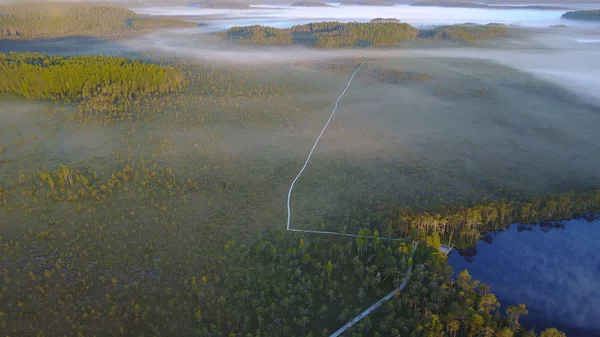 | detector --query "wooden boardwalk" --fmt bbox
[329,242,419,337]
